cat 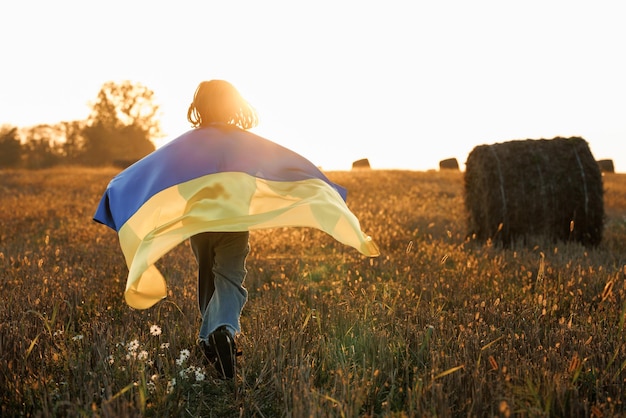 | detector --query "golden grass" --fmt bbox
[1,167,625,417]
